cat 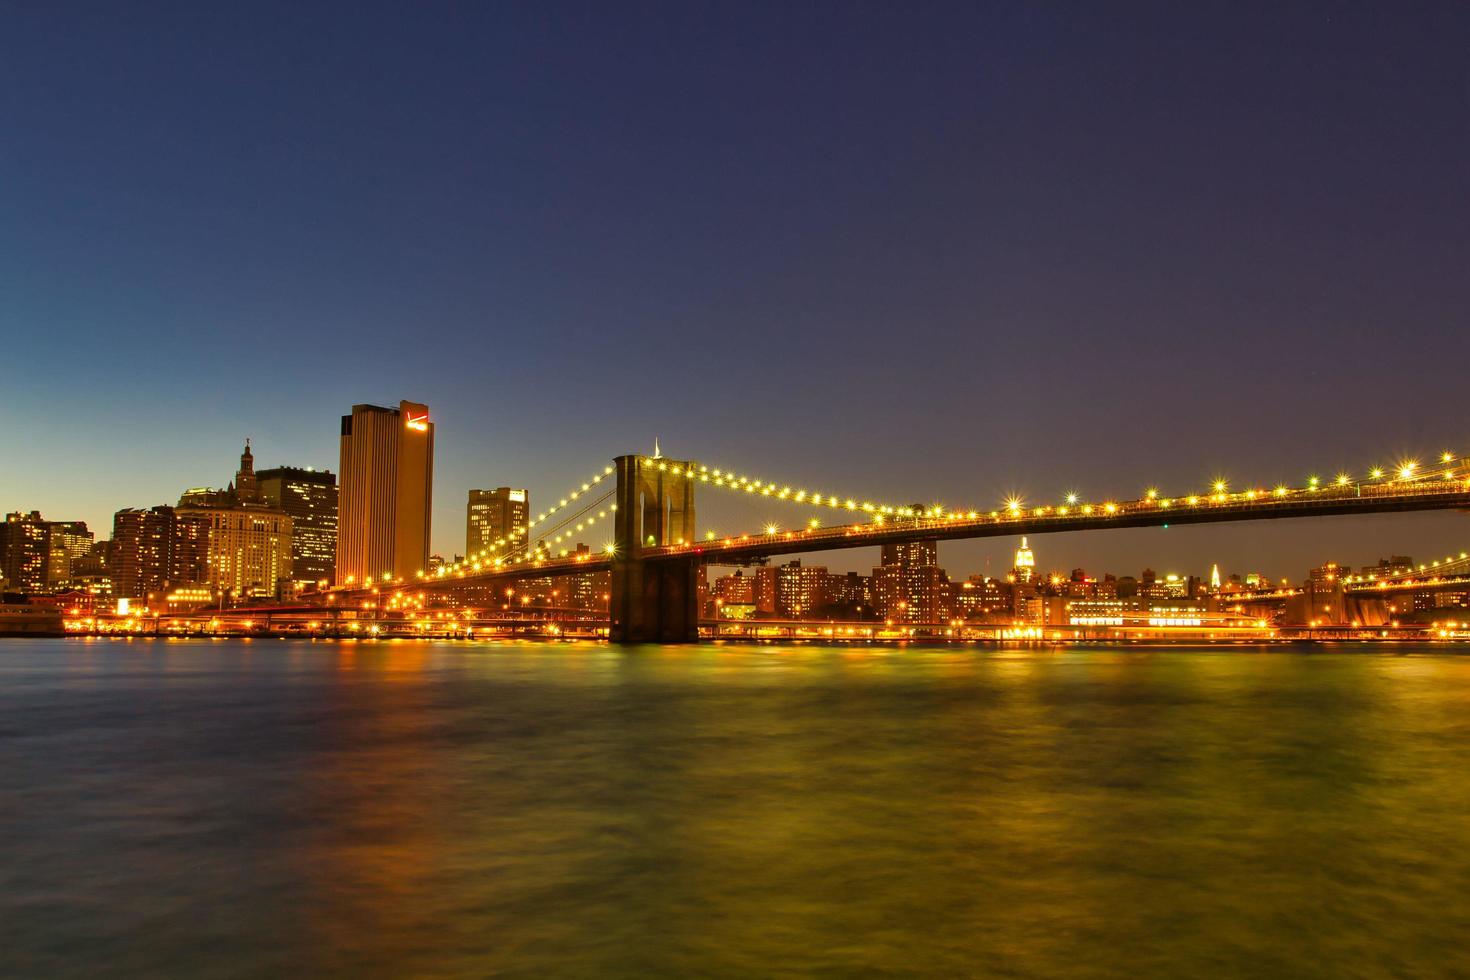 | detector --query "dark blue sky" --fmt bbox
[4,2,1468,577]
